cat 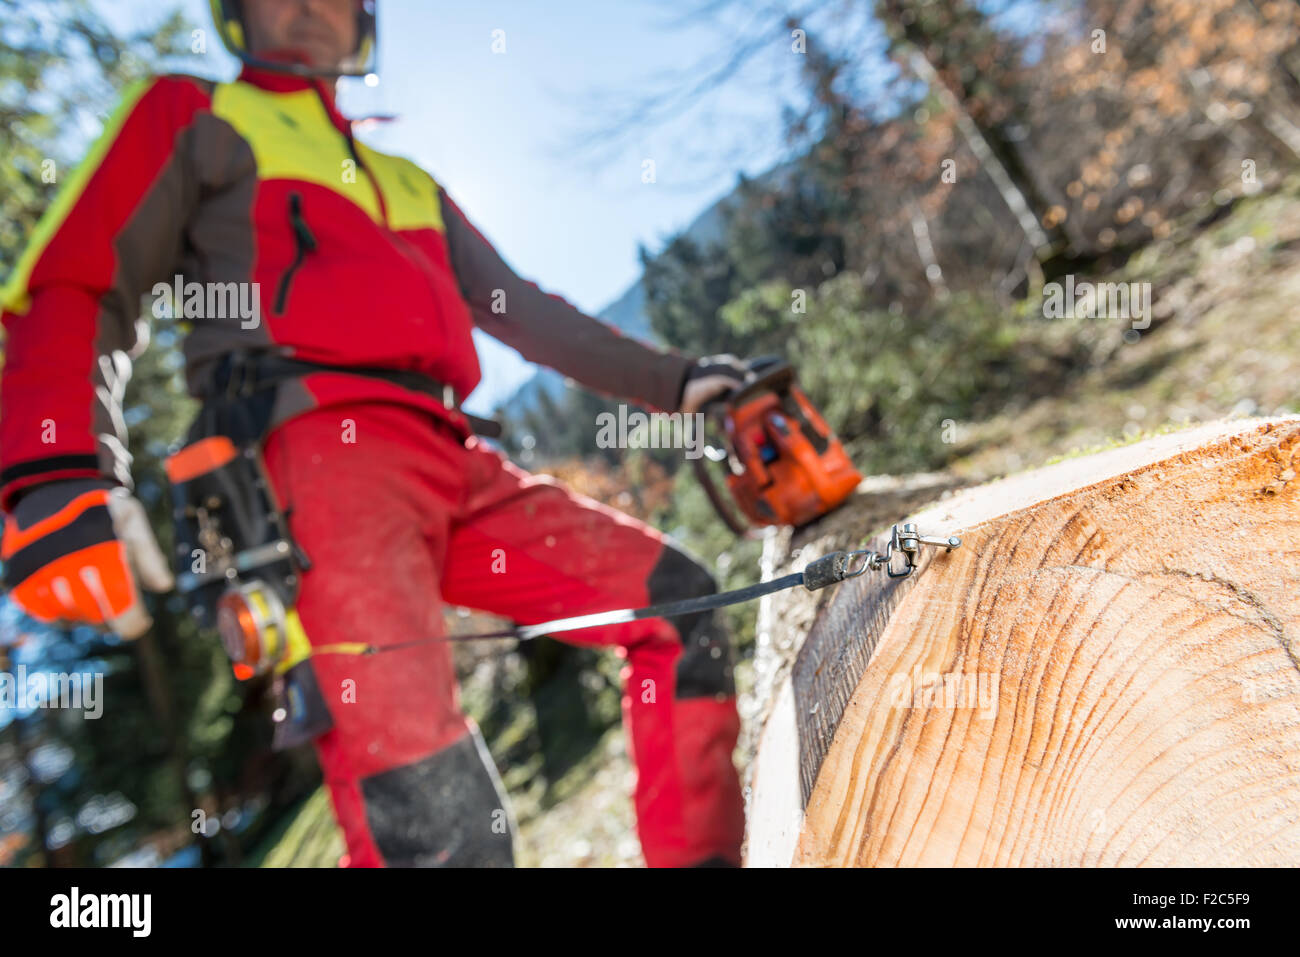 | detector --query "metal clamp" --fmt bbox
[801,523,961,591]
[843,522,962,581]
